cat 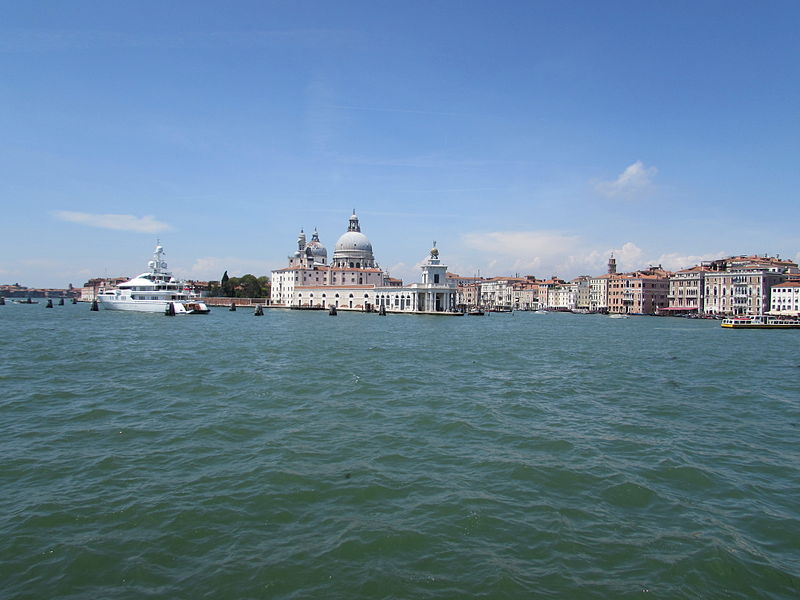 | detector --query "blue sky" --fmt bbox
[2,0,799,287]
